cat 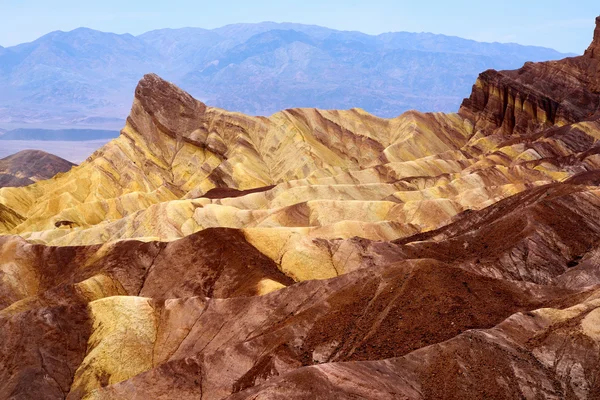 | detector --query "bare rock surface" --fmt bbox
[460,16,600,136]
[2,16,600,400]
